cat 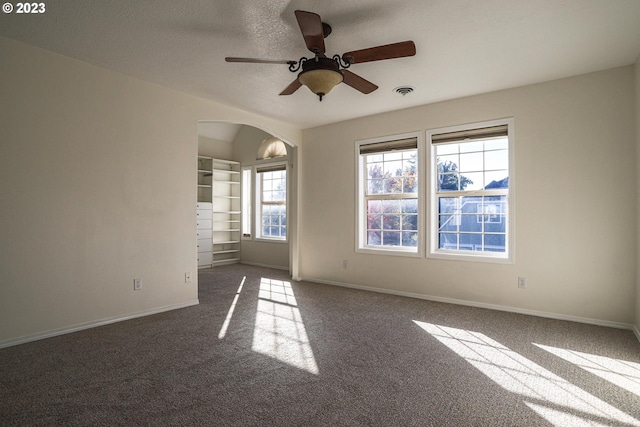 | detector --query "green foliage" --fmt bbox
[437,159,473,191]
[367,152,417,194]
[365,152,418,247]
